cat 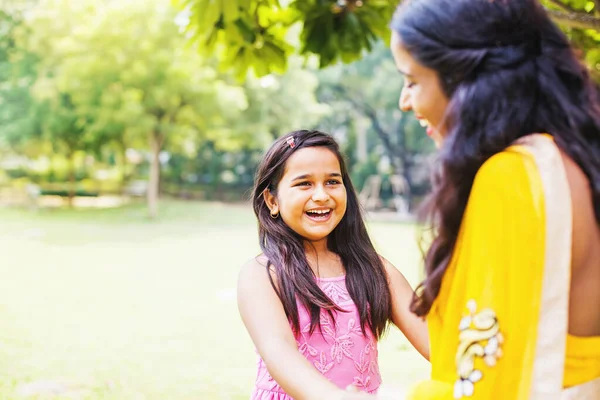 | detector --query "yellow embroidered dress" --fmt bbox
[407,134,600,399]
